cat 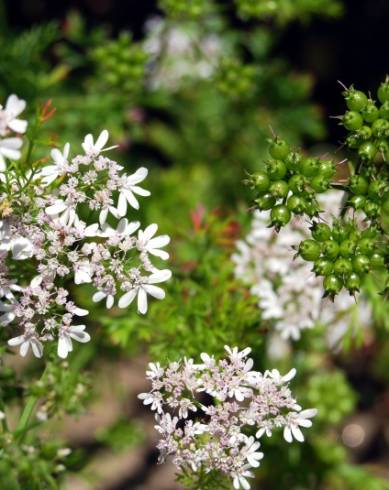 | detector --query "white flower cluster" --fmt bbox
[0,96,171,359]
[144,17,222,90]
[139,346,316,490]
[0,94,27,174]
[232,192,370,343]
